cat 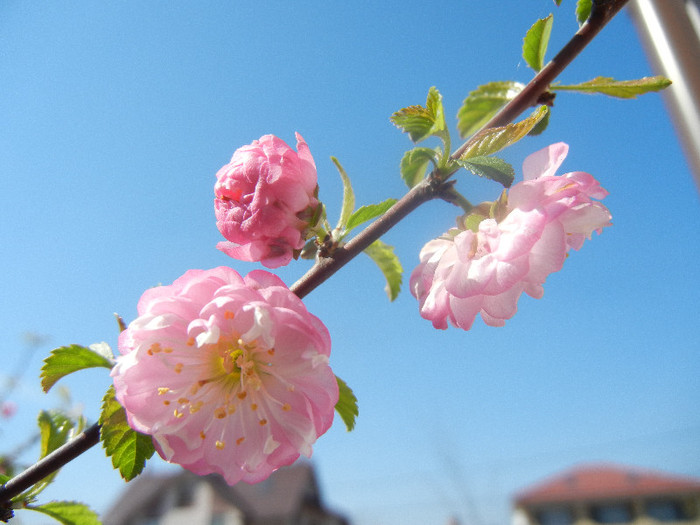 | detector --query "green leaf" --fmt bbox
[41,344,114,393]
[460,105,549,160]
[576,0,592,25]
[457,156,516,188]
[38,411,75,459]
[100,386,155,481]
[554,0,562,5]
[345,199,397,233]
[390,86,447,143]
[363,239,403,301]
[335,376,358,432]
[21,411,77,500]
[551,75,672,98]
[399,147,440,188]
[331,157,355,231]
[523,14,554,72]
[27,501,100,525]
[457,81,525,138]
[528,107,551,136]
